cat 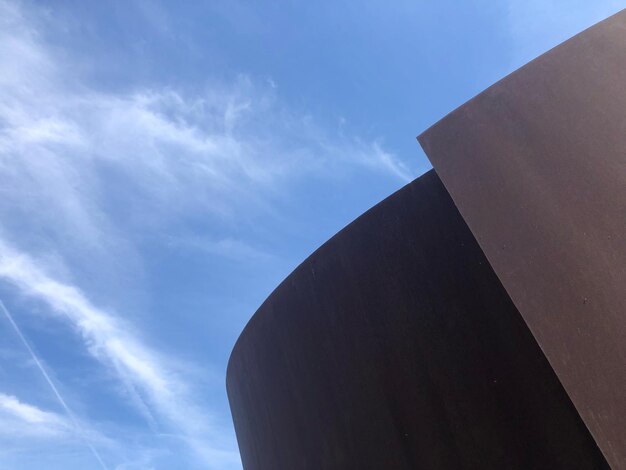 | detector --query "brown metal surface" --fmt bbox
[419,11,626,469]
[227,171,607,469]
